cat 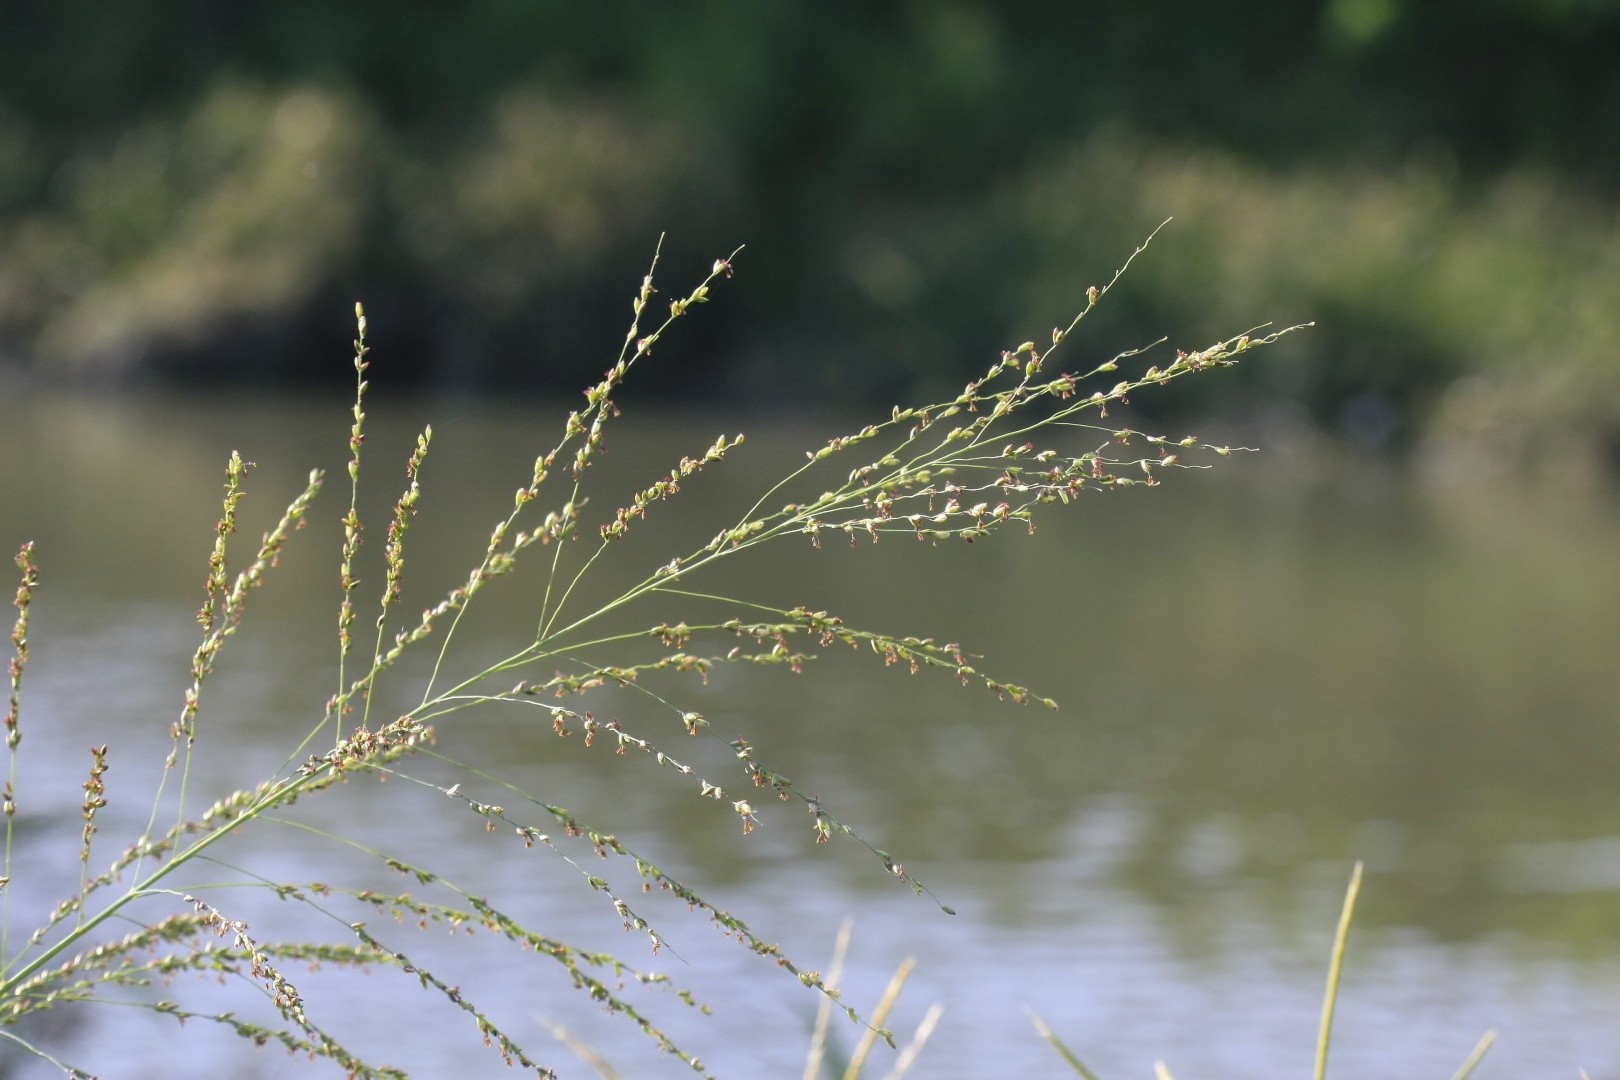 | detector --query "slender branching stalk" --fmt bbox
[0,234,1307,1076]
